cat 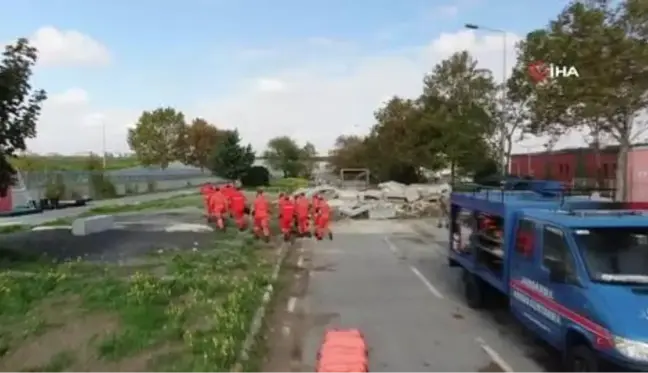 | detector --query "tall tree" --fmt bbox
[209,129,255,180]
[185,118,221,170]
[0,38,47,195]
[301,142,317,178]
[512,0,648,200]
[327,135,370,174]
[421,51,498,180]
[127,107,187,169]
[263,136,304,178]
